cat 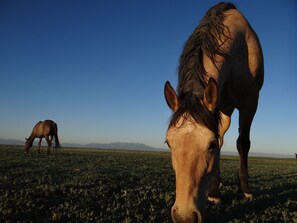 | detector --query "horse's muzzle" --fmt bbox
[171,206,202,223]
